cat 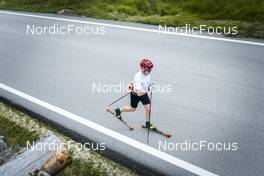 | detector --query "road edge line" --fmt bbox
[0,10,263,46]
